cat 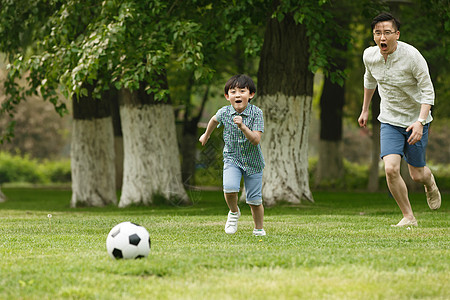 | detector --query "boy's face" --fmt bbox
[373,21,399,56]
[225,86,254,113]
